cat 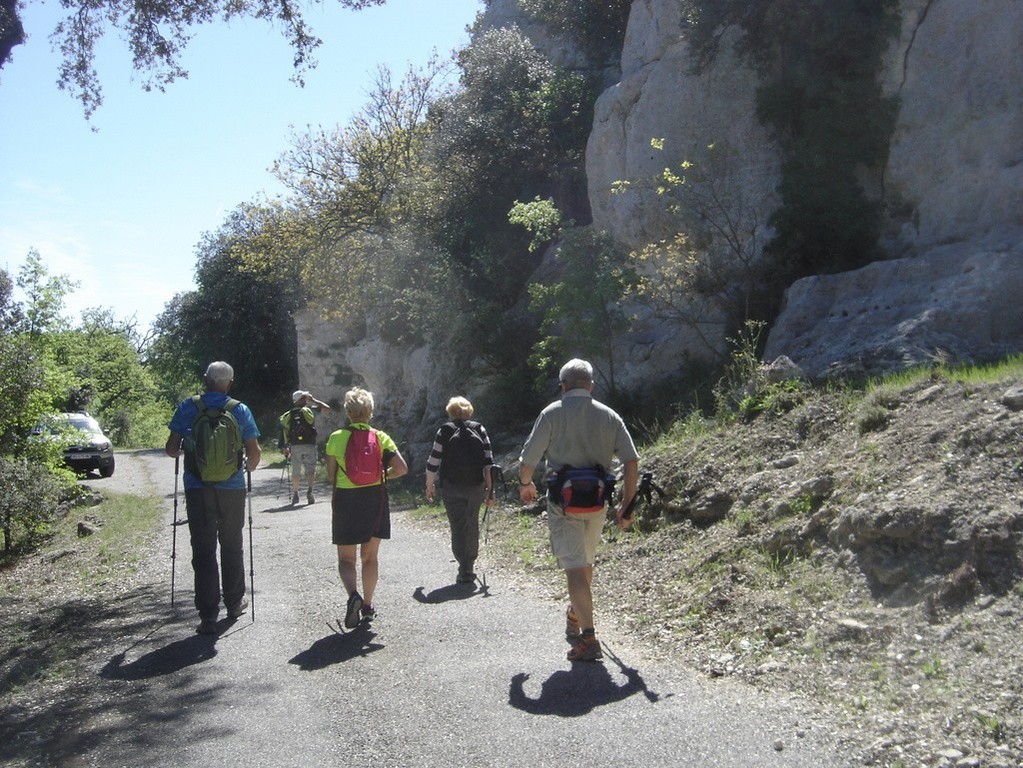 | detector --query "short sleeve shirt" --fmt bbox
[168,391,260,490]
[519,389,638,472]
[325,423,399,489]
